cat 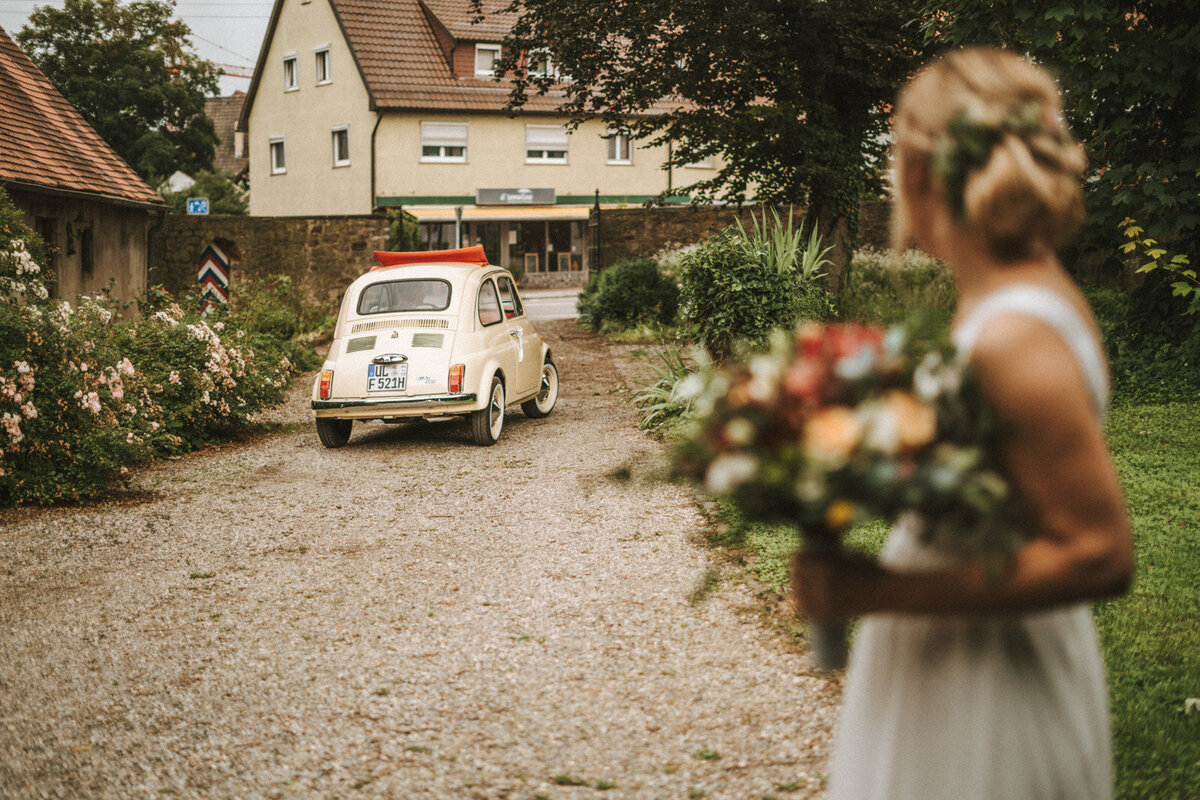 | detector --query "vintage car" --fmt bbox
[312,246,558,447]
